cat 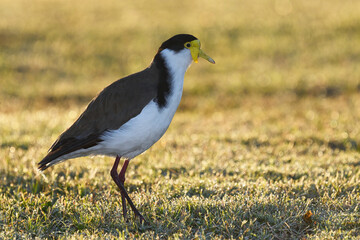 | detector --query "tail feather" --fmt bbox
[38,134,102,171]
